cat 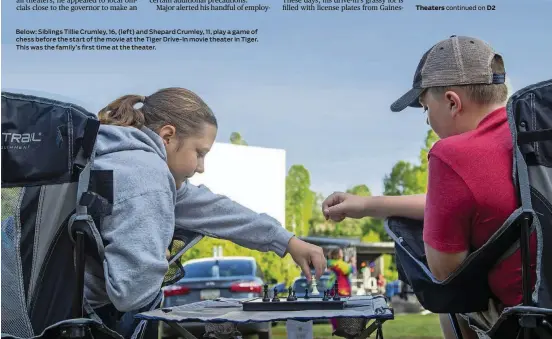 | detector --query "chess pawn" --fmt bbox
[271,287,280,302]
[322,290,329,301]
[287,286,295,301]
[311,277,320,295]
